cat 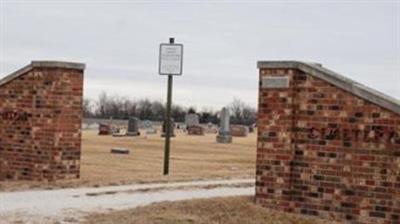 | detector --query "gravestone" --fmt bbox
[230,125,249,137]
[142,120,157,134]
[99,122,119,135]
[142,120,153,129]
[185,113,199,127]
[205,122,218,133]
[126,117,140,136]
[110,148,130,154]
[112,126,120,134]
[216,107,232,143]
[187,125,205,135]
[248,123,256,133]
[161,118,175,137]
[146,128,157,135]
[186,113,204,135]
[98,123,111,135]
